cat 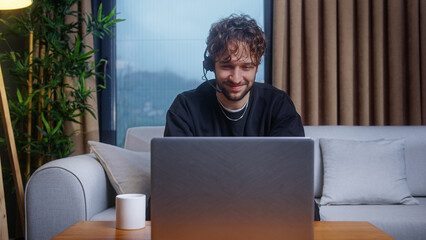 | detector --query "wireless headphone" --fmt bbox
[202,48,222,93]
